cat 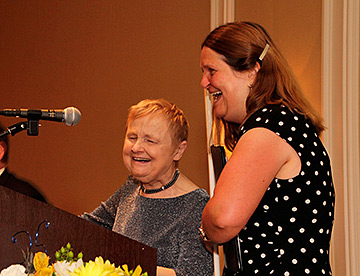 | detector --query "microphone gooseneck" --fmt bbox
[0,107,82,126]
